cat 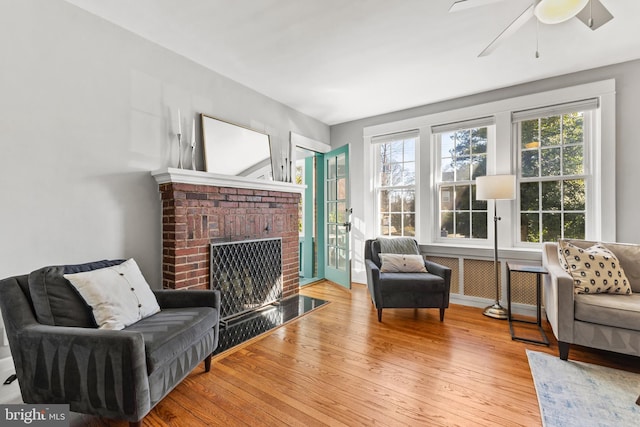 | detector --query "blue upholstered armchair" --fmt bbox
[364,238,452,322]
[0,260,220,427]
